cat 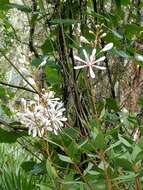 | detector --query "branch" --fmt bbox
[0,81,37,93]
[29,0,39,58]
[105,57,116,99]
[101,40,116,99]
